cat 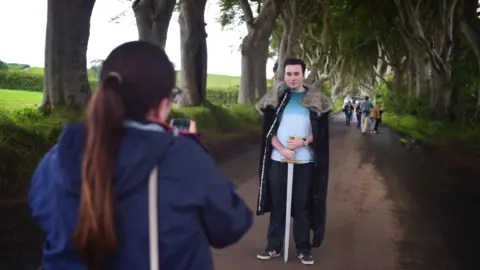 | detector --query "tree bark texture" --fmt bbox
[395,0,458,116]
[392,59,407,93]
[458,0,480,107]
[414,55,430,100]
[254,40,269,98]
[238,0,285,104]
[42,0,96,108]
[178,0,208,107]
[132,0,176,49]
[275,3,299,84]
[408,58,417,98]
